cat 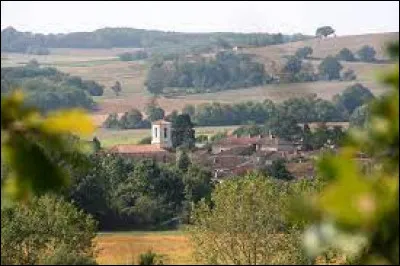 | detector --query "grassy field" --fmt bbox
[95,230,194,265]
[94,125,239,148]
